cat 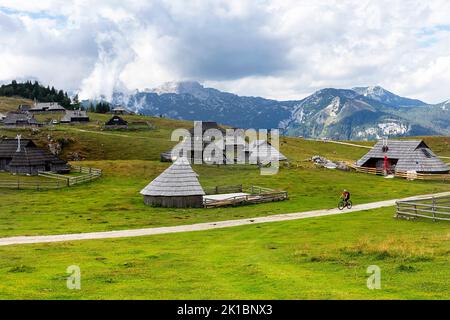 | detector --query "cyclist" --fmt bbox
[341,189,351,206]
